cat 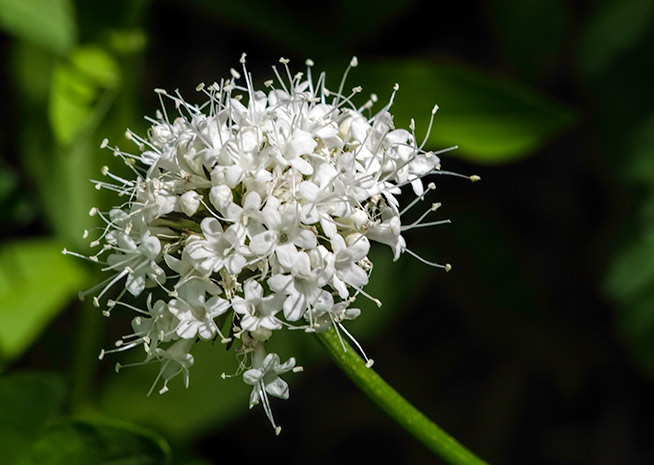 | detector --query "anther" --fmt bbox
[350,56,358,67]
[469,175,481,182]
[195,82,205,91]
[279,57,289,64]
[305,59,314,66]
[230,68,240,79]
[99,349,105,360]
[240,53,247,64]
[445,263,452,272]
[100,138,109,148]
[365,359,375,368]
